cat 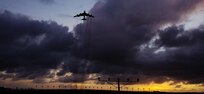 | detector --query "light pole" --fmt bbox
[117,78,120,92]
[97,77,139,93]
